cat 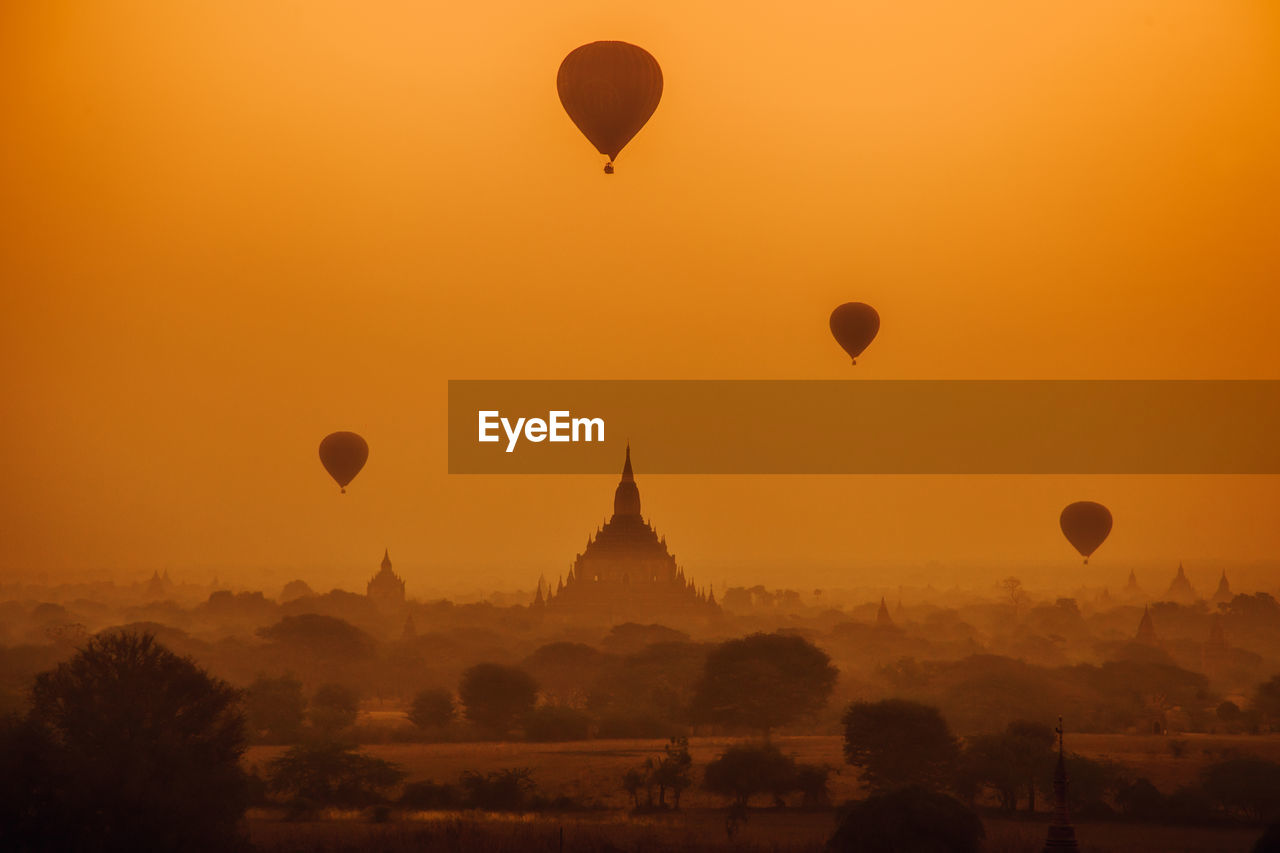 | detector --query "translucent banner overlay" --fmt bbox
[447,380,1280,474]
